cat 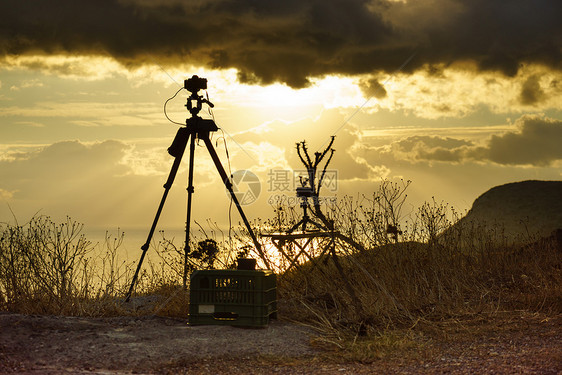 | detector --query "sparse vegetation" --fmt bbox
[0,181,560,350]
[268,181,560,343]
